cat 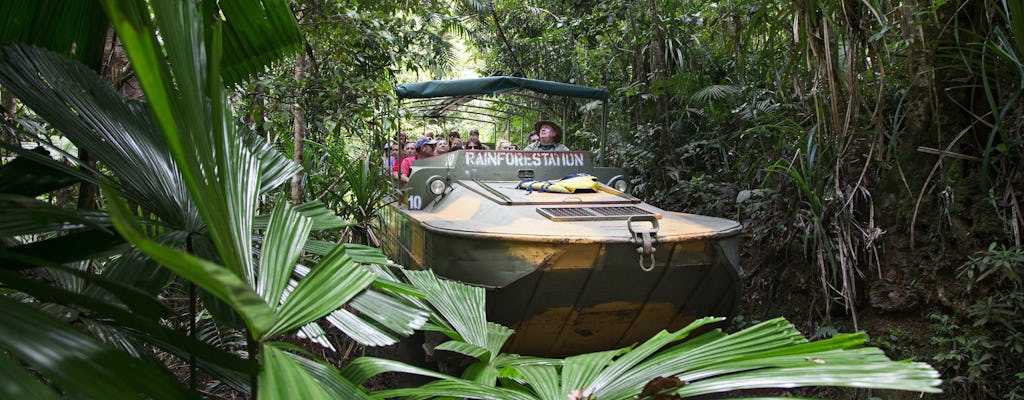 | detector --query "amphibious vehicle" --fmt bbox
[376,76,742,357]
